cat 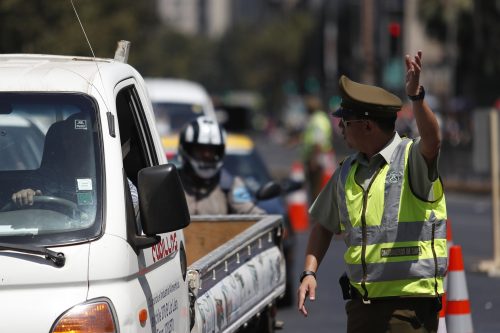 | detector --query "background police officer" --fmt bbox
[301,95,334,205]
[297,51,447,333]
